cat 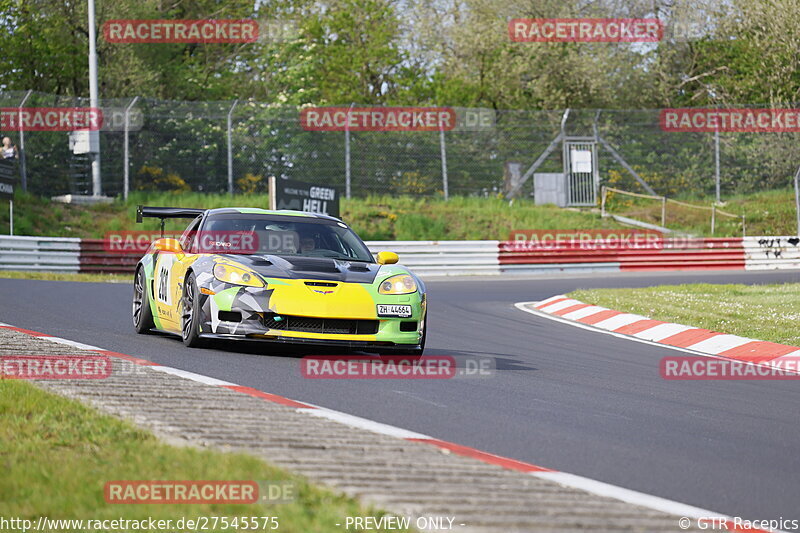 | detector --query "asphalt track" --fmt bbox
[2,270,800,522]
